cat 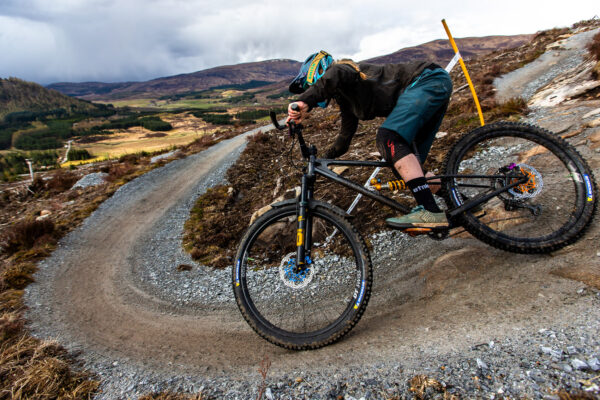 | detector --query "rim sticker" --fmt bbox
[235,259,241,286]
[451,188,463,205]
[354,280,366,309]
[584,174,593,202]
